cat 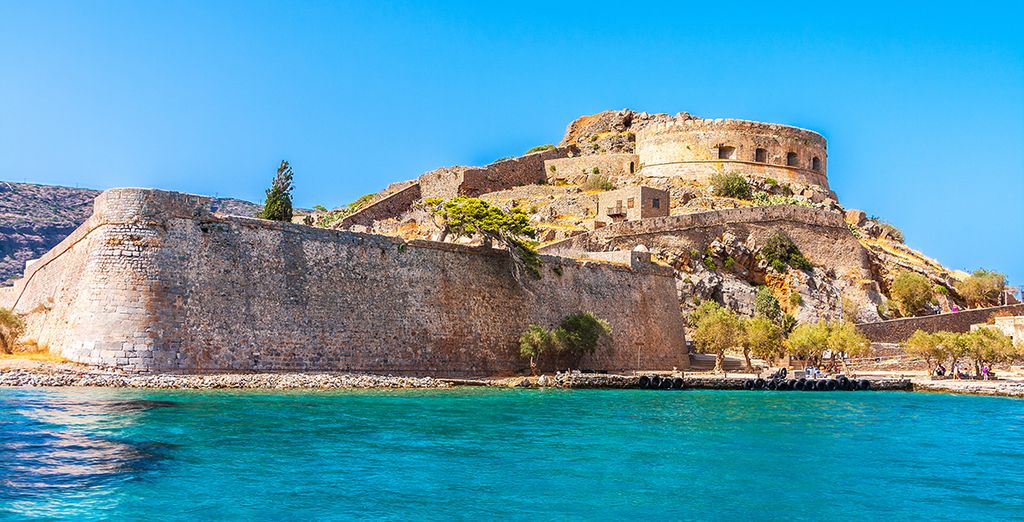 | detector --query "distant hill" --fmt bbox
[0,181,262,284]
